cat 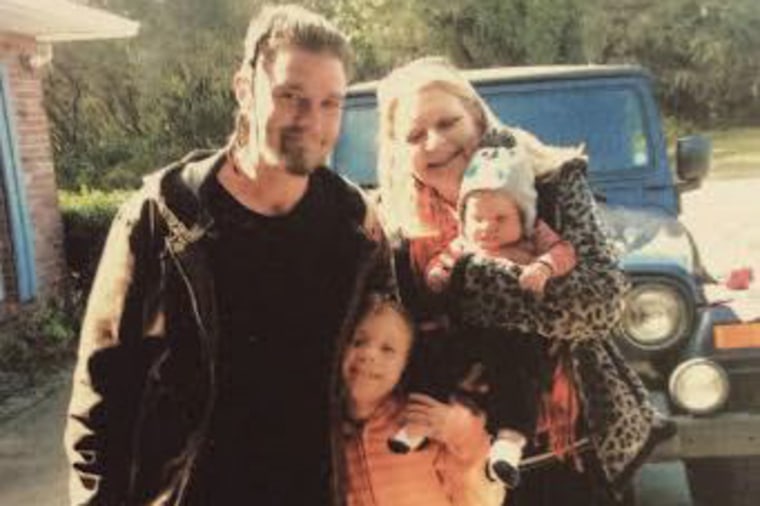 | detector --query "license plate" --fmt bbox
[714,323,760,349]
